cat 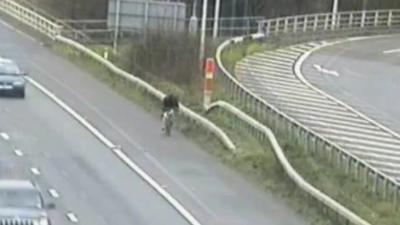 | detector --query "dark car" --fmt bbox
[0,180,54,225]
[0,58,26,98]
